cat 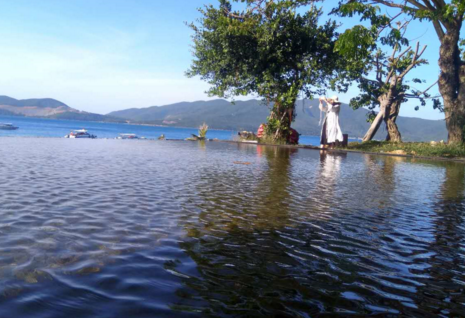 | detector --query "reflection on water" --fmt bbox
[419,161,465,316]
[0,138,463,317]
